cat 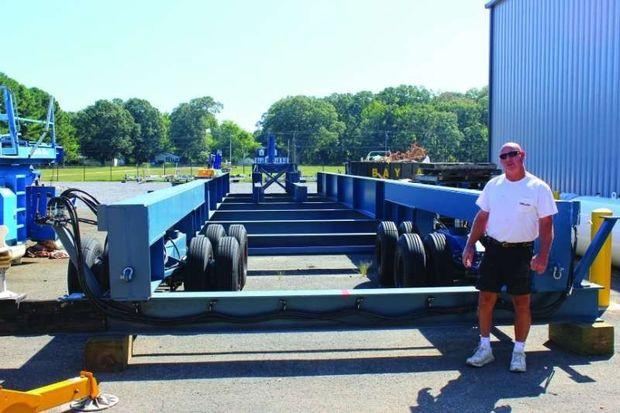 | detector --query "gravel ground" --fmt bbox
[1,181,619,412]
